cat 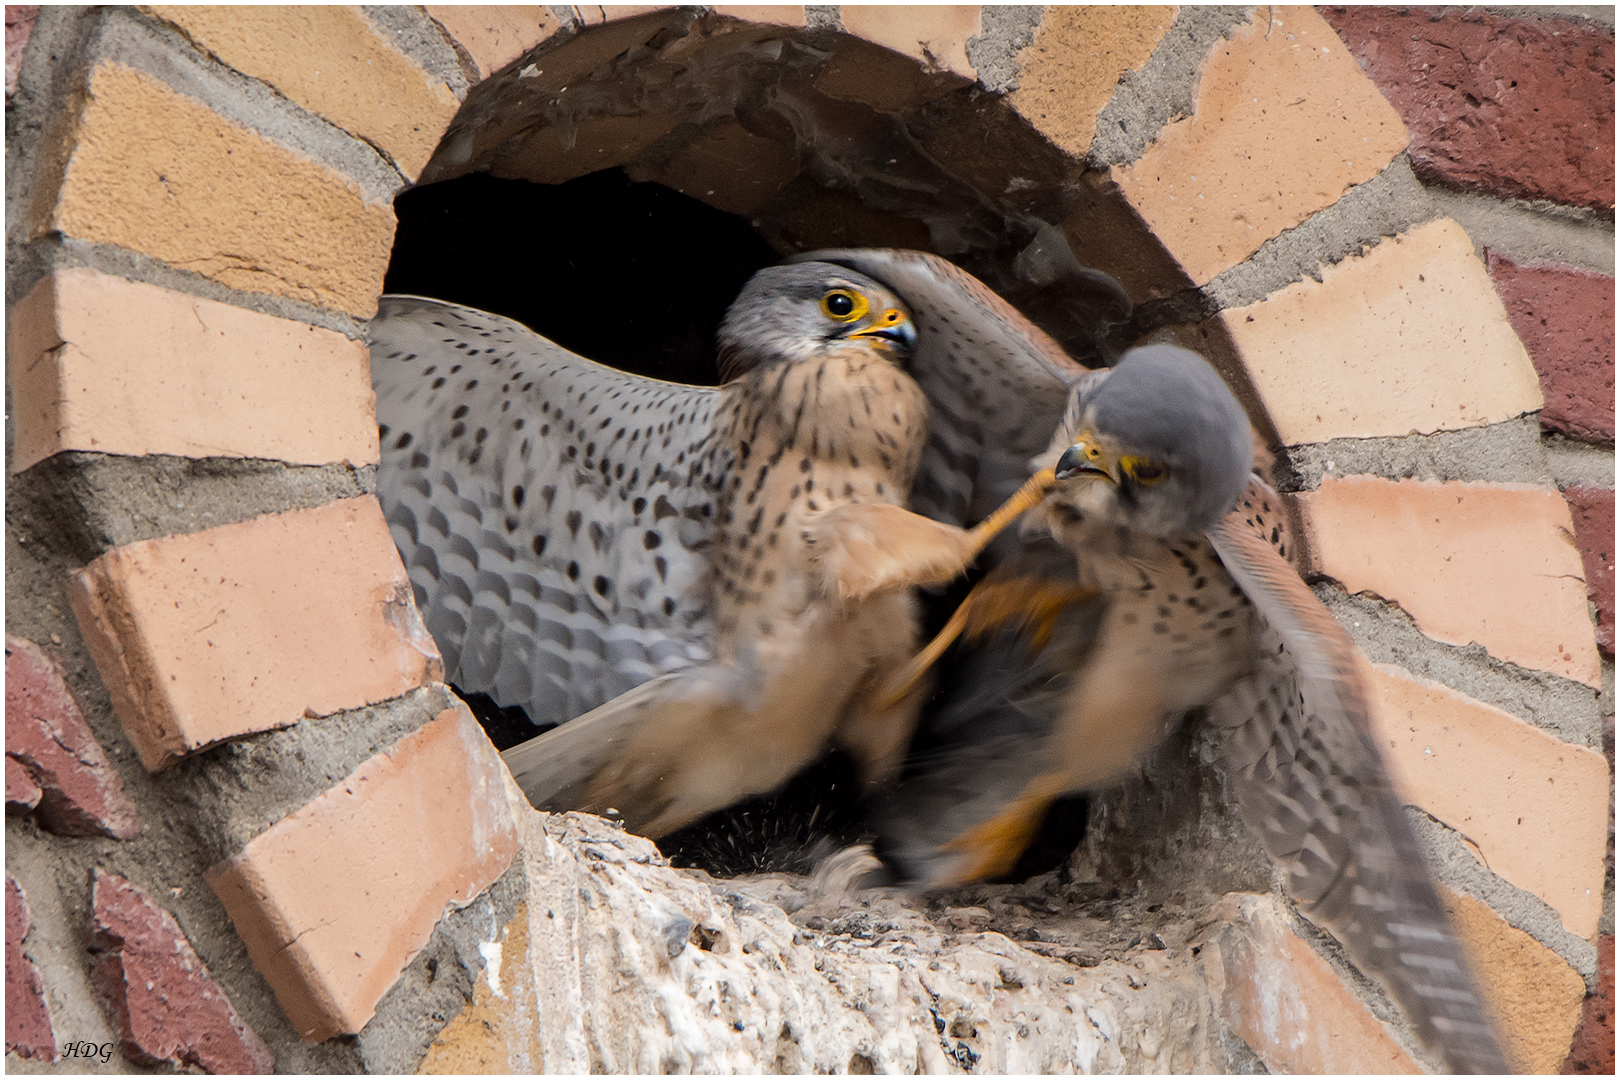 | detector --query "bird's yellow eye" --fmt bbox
[820,289,869,323]
[1121,457,1168,485]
